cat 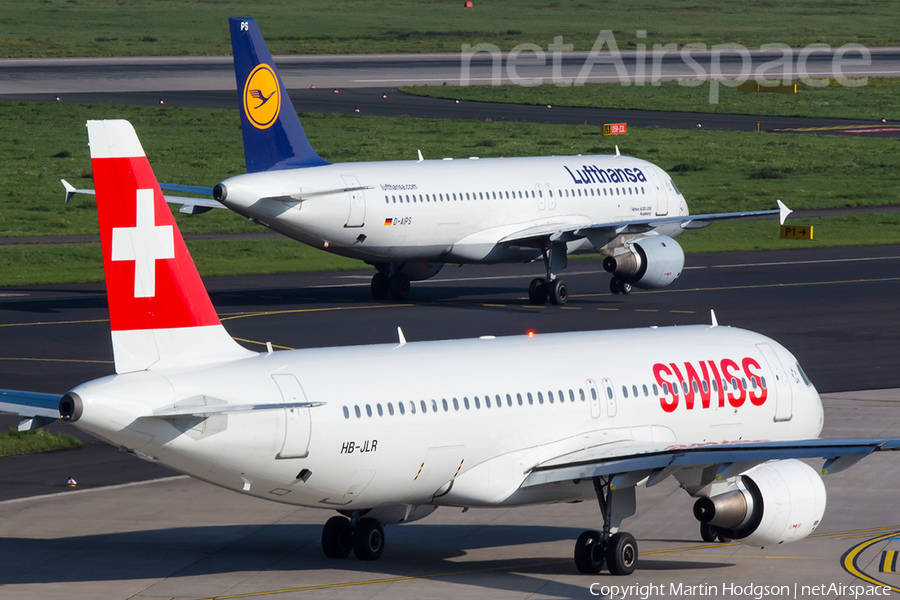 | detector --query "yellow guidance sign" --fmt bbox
[781,225,813,239]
